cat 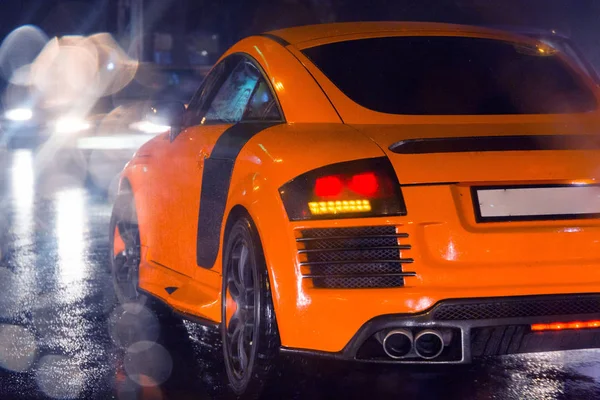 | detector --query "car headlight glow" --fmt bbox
[5,108,33,121]
[129,120,171,134]
[55,117,91,134]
